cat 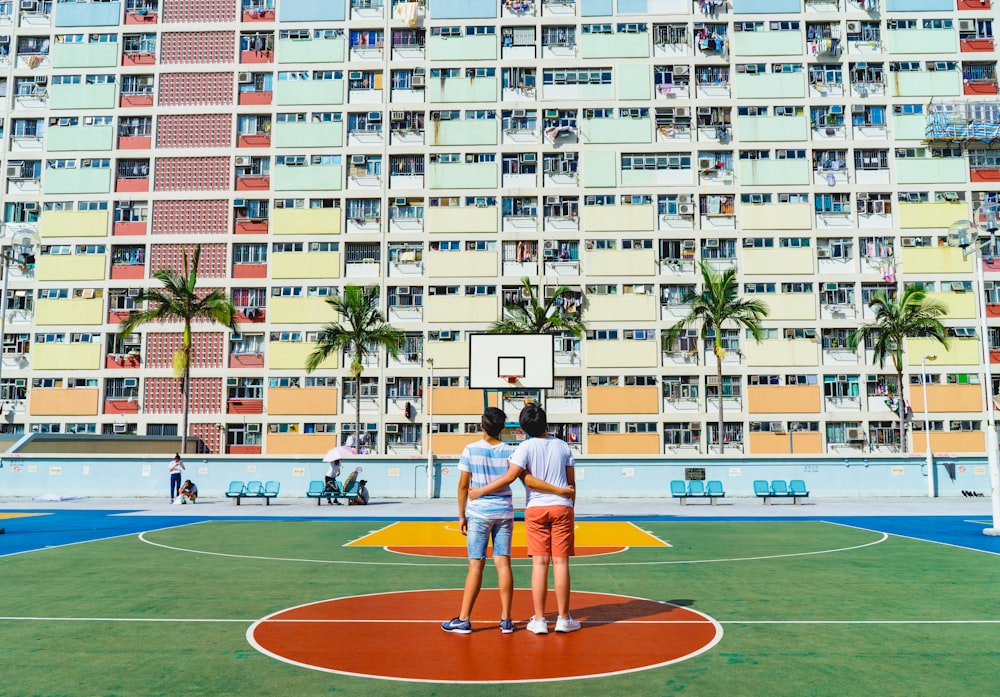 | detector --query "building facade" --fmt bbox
[0,0,998,456]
